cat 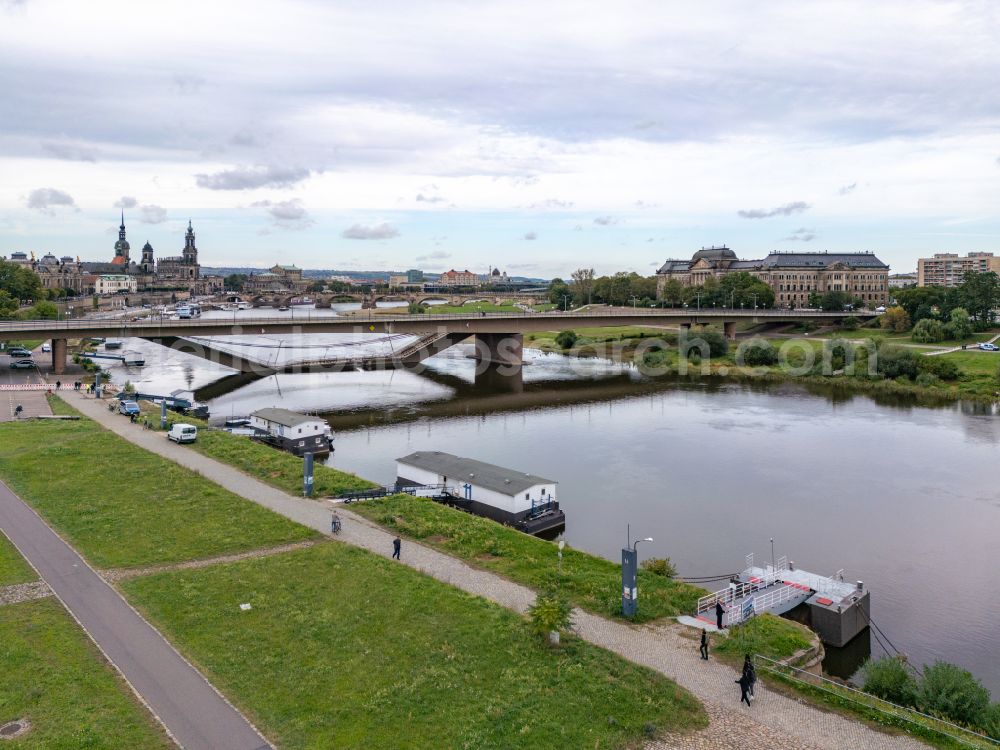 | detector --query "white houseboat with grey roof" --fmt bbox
[395,451,565,536]
[249,408,333,456]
